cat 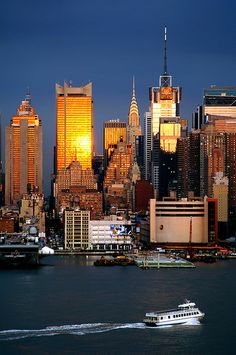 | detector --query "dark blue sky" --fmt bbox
[1,0,236,195]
